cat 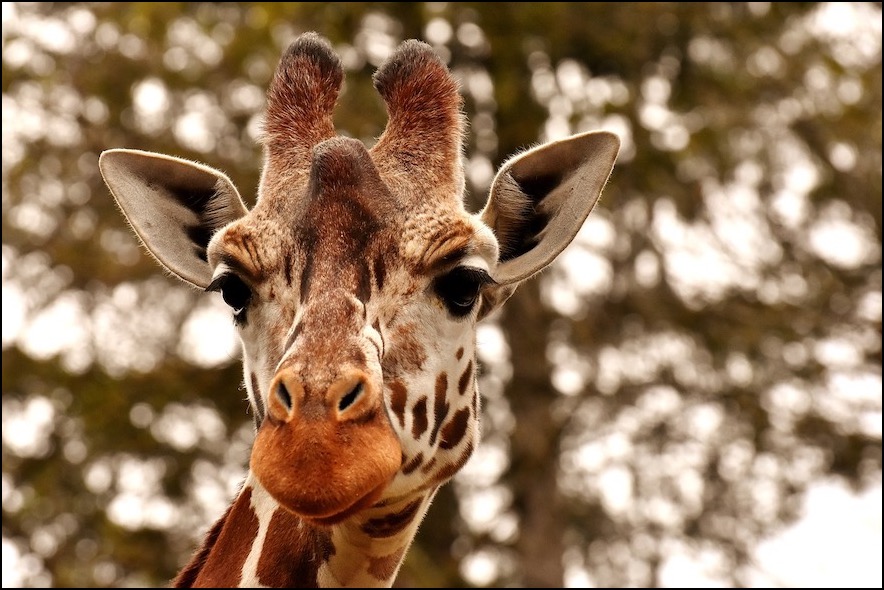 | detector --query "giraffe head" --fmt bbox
[99,33,618,526]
